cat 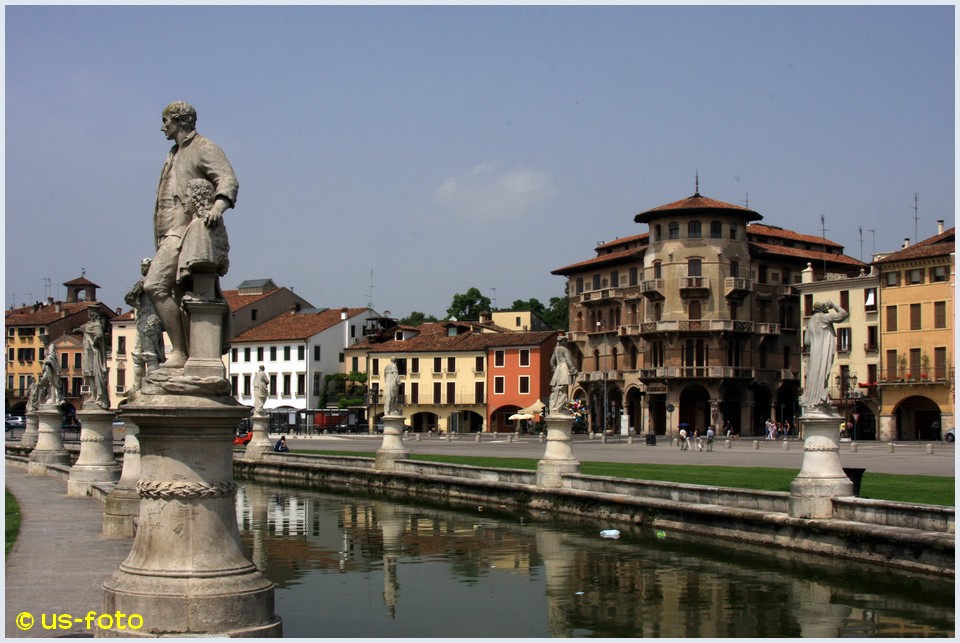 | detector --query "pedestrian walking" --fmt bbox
[679,427,688,450]
[706,426,715,451]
